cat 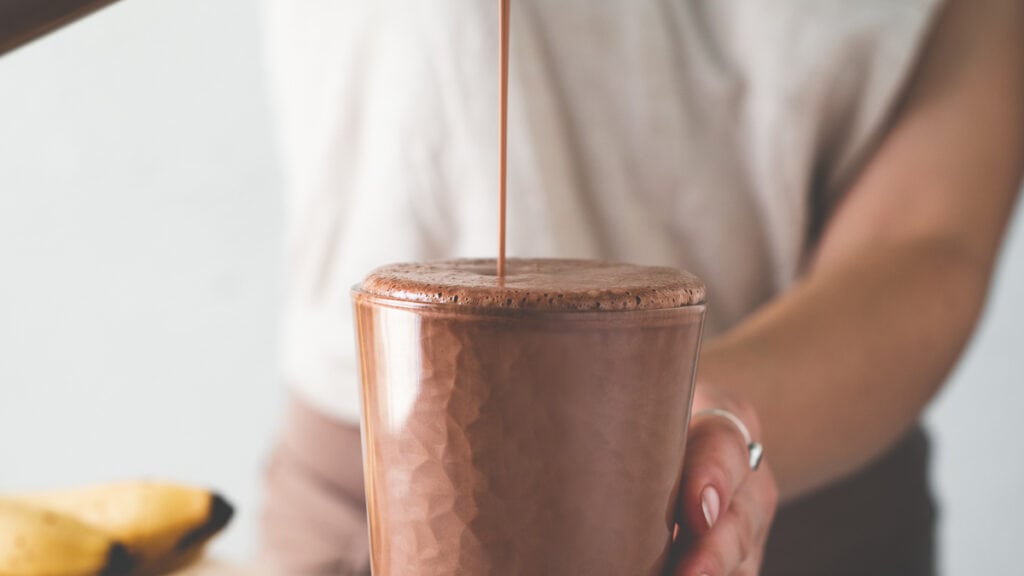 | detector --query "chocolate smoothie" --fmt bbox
[353,258,706,575]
